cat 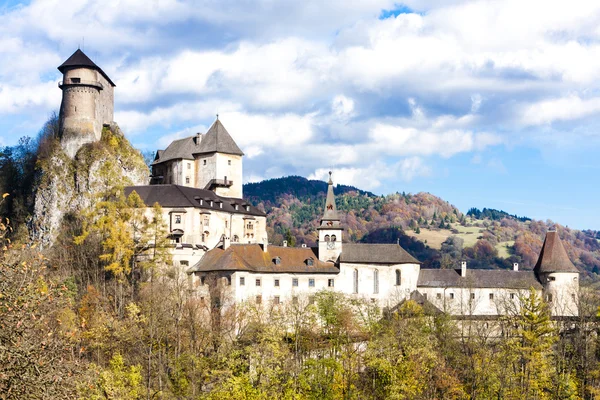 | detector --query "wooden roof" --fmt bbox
[534,231,579,274]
